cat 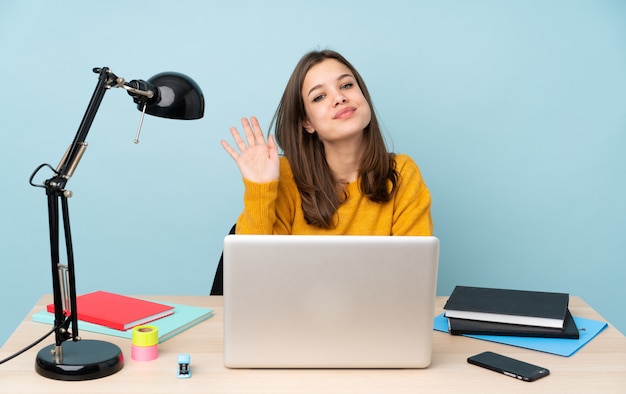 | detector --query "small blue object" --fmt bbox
[177,354,191,378]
